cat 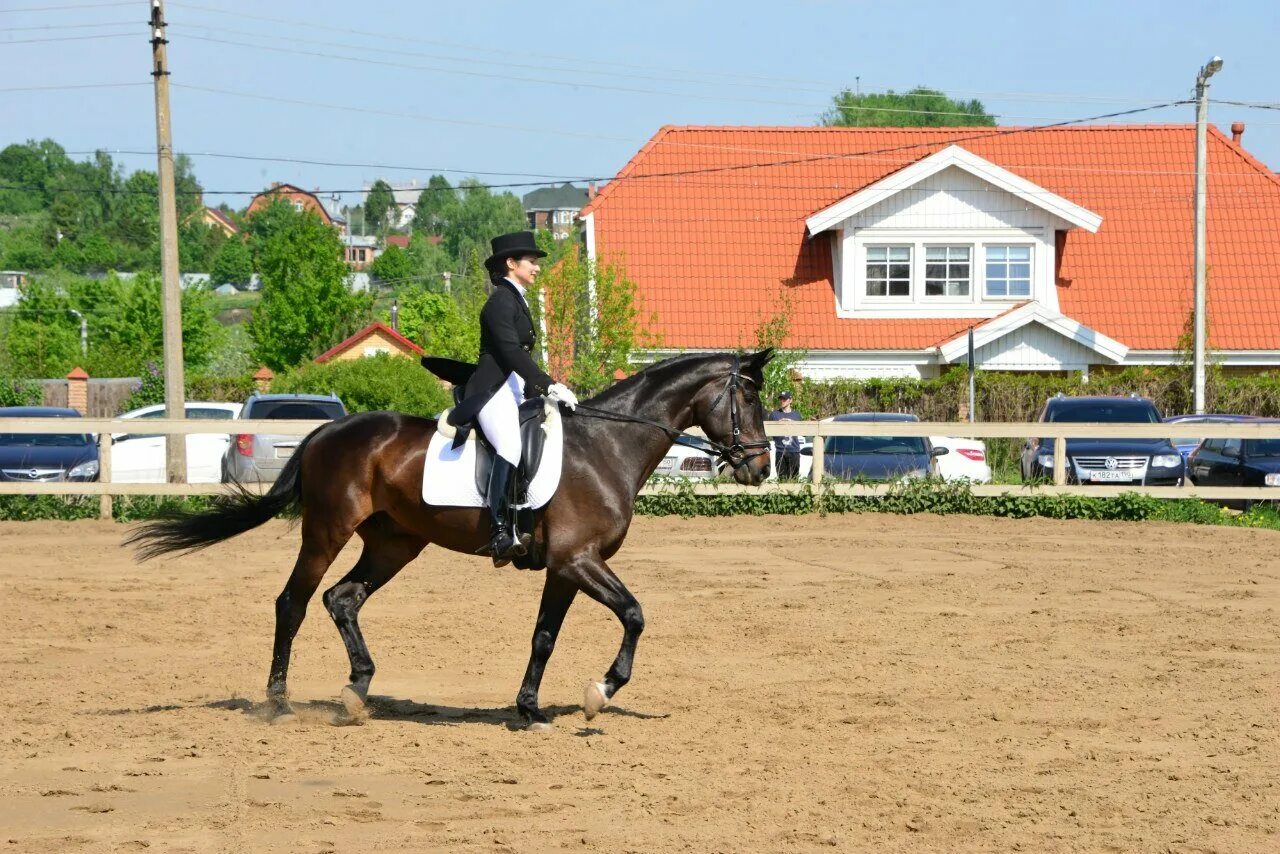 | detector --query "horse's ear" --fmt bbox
[746,348,775,370]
